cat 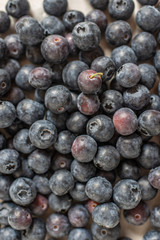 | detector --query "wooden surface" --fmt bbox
[0,0,160,239]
